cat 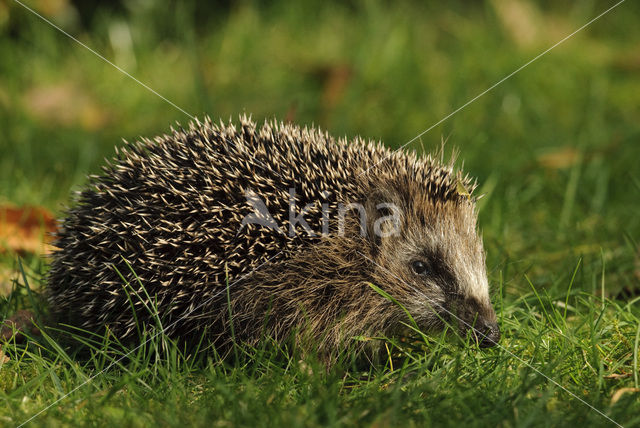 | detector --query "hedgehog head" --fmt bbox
[363,162,500,347]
